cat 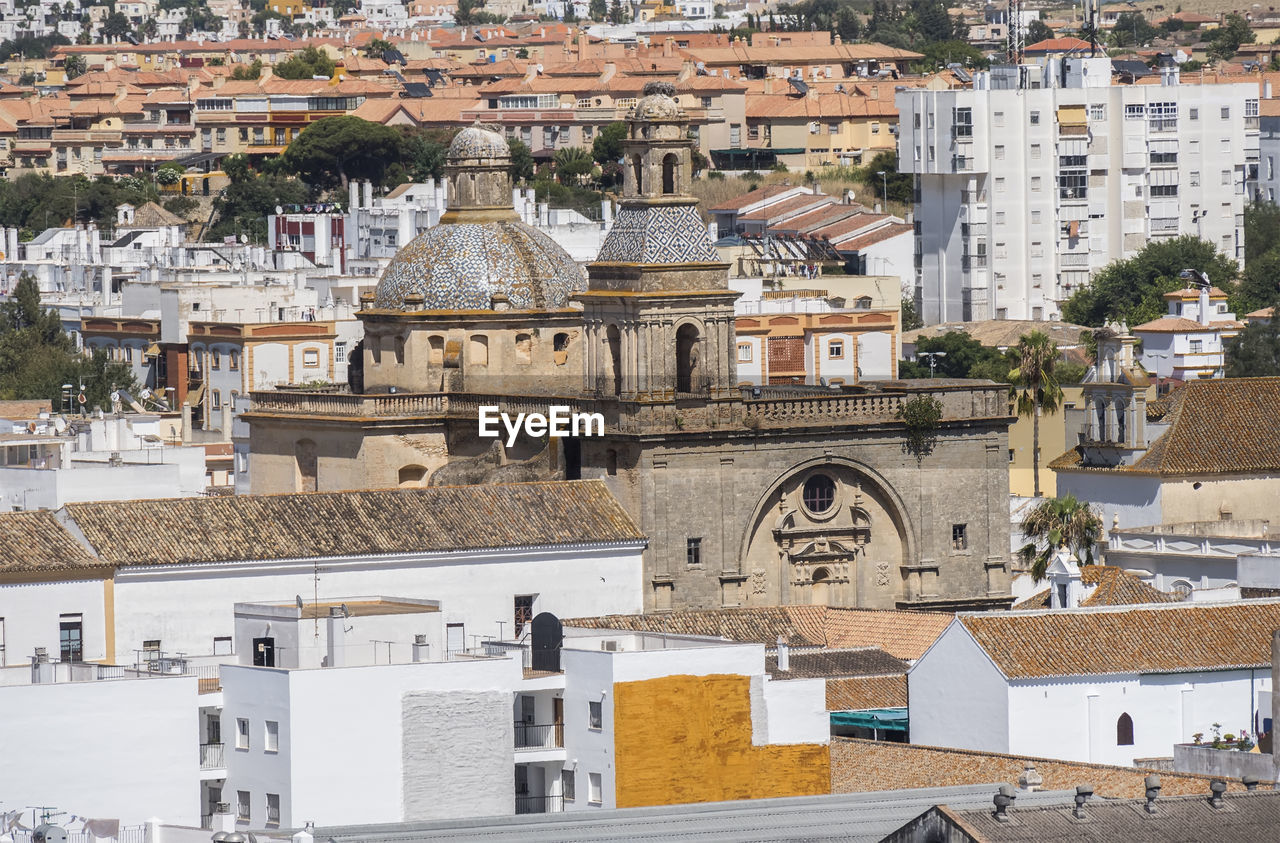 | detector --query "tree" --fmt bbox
[1208,13,1254,62]
[1110,11,1157,48]
[273,46,334,80]
[364,37,393,58]
[553,146,594,185]
[912,0,959,43]
[1233,250,1280,316]
[915,39,989,72]
[63,53,85,79]
[210,169,309,243]
[901,296,923,331]
[229,59,262,80]
[1061,236,1239,328]
[1226,310,1280,376]
[101,11,131,39]
[897,393,943,462]
[1009,331,1063,498]
[1026,18,1054,44]
[607,0,626,23]
[591,121,627,166]
[399,127,453,183]
[862,150,913,205]
[507,138,535,183]
[1245,200,1280,263]
[281,116,404,190]
[1017,494,1103,582]
[588,0,606,19]
[898,331,1011,380]
[154,162,184,186]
